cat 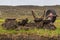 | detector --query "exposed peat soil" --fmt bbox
[0,34,60,40]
